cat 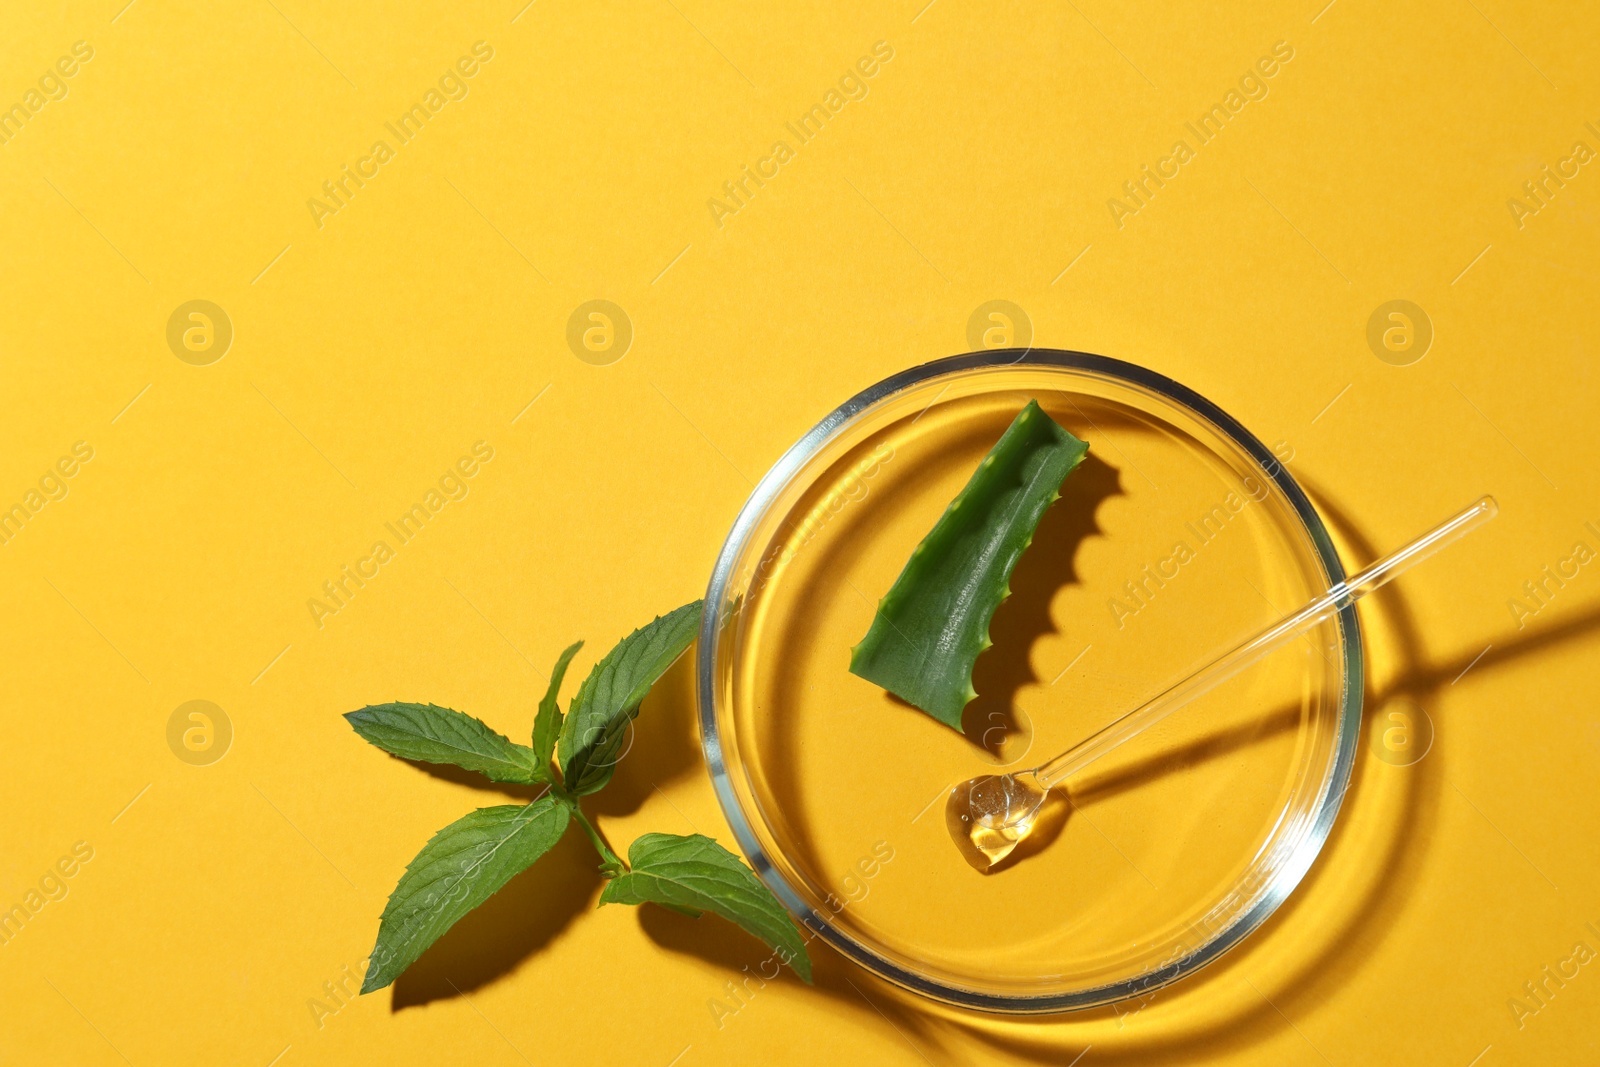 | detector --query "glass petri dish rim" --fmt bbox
[696,349,1365,1014]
